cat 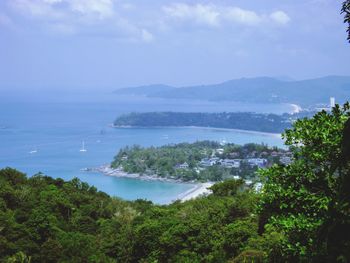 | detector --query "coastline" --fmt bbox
[176,182,214,202]
[88,165,214,202]
[112,125,282,138]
